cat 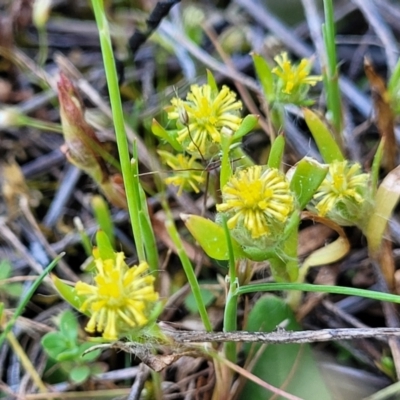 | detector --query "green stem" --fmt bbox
[91,1,146,261]
[22,115,63,133]
[323,0,343,139]
[163,200,212,332]
[220,136,233,189]
[37,27,48,67]
[221,216,237,363]
[236,282,400,304]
